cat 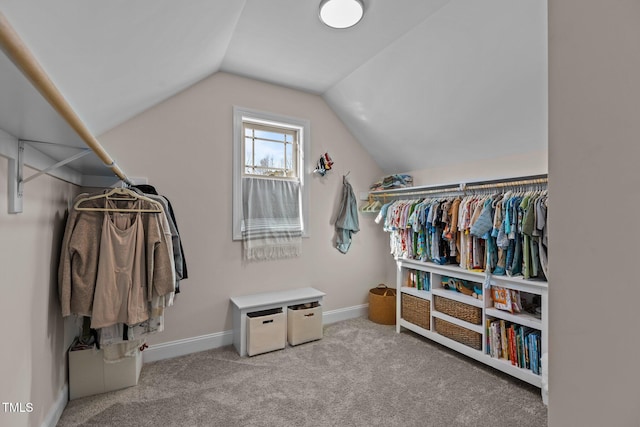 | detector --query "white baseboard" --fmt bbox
[142,304,368,363]
[323,304,368,324]
[41,384,68,427]
[142,330,234,363]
